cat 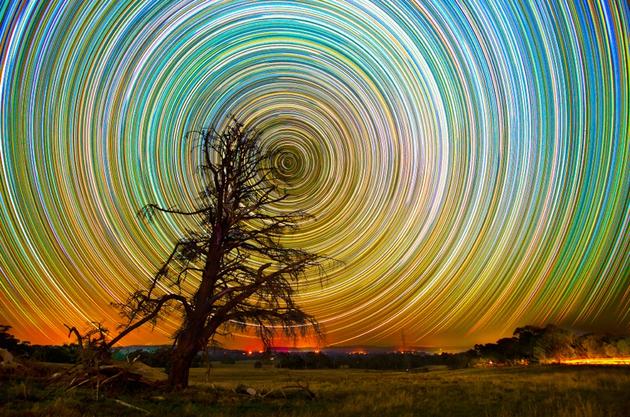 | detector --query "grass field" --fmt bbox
[2,361,630,416]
